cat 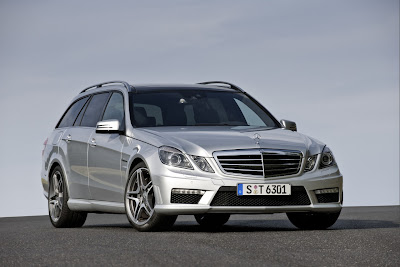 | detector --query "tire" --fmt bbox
[194,214,230,228]
[48,166,87,228]
[125,162,177,231]
[286,211,341,230]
